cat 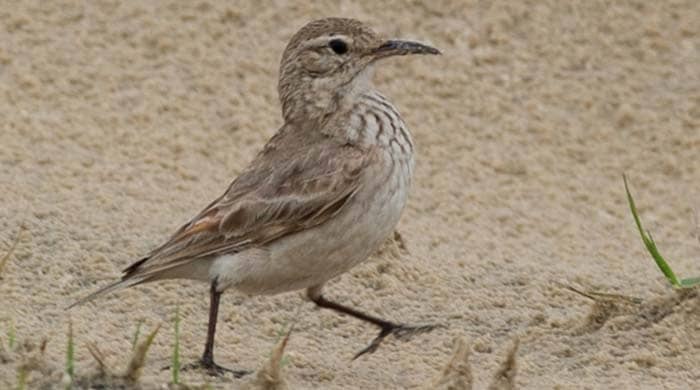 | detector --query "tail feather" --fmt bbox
[67,255,154,309]
[66,276,149,310]
[122,256,149,276]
